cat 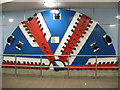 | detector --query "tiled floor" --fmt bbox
[2,68,118,88]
